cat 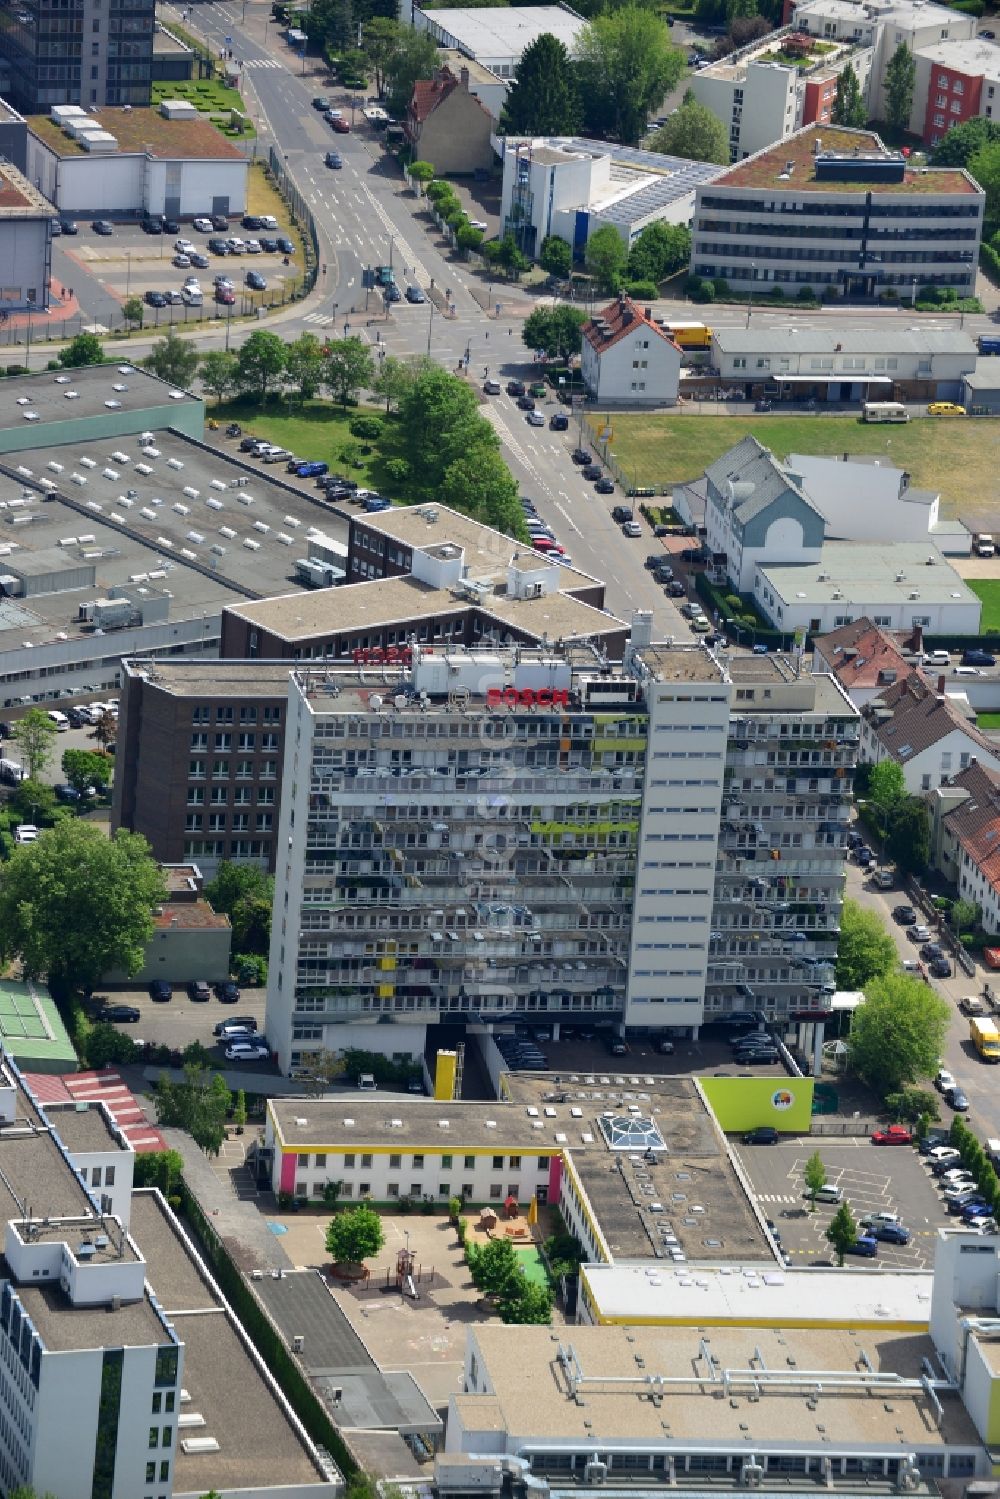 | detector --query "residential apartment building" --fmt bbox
[0,1051,339,1499]
[0,0,155,112]
[580,294,681,406]
[913,37,1000,146]
[691,28,874,162]
[116,548,628,874]
[927,759,1000,934]
[813,616,921,706]
[690,124,984,300]
[790,0,976,121]
[265,634,857,1072]
[860,671,1000,791]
